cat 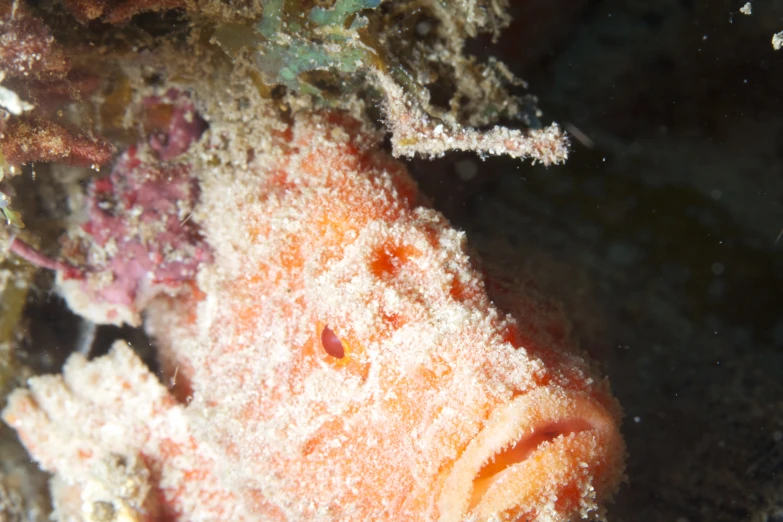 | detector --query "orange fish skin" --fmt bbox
[4,112,625,521]
[146,112,626,520]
